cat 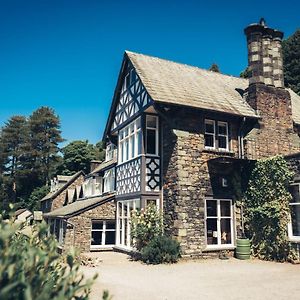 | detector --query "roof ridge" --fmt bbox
[125,50,248,82]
